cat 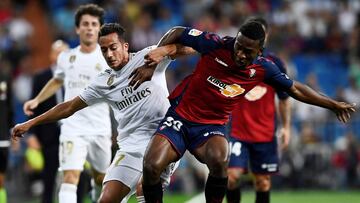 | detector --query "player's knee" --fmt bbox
[0,175,4,187]
[94,173,105,186]
[227,170,242,189]
[207,154,228,176]
[136,181,143,196]
[63,171,81,185]
[143,160,162,180]
[98,193,115,203]
[254,175,271,191]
